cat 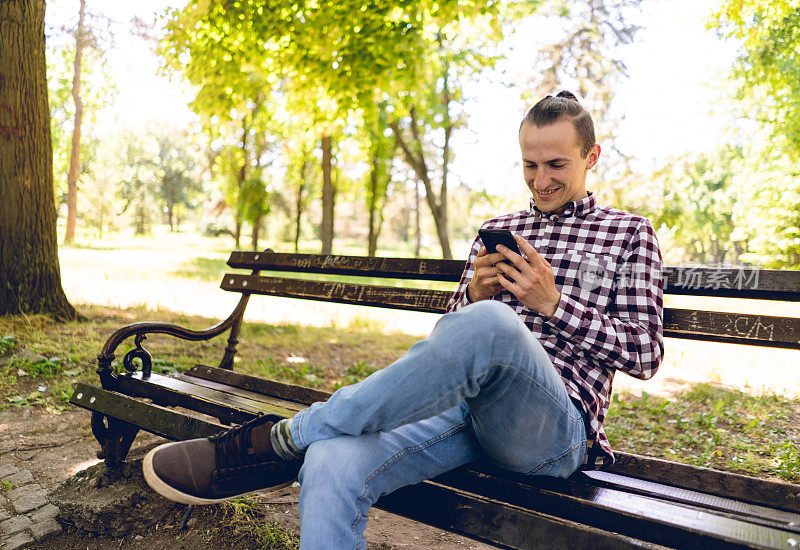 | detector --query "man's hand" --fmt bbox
[467,246,506,302]
[495,235,561,318]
